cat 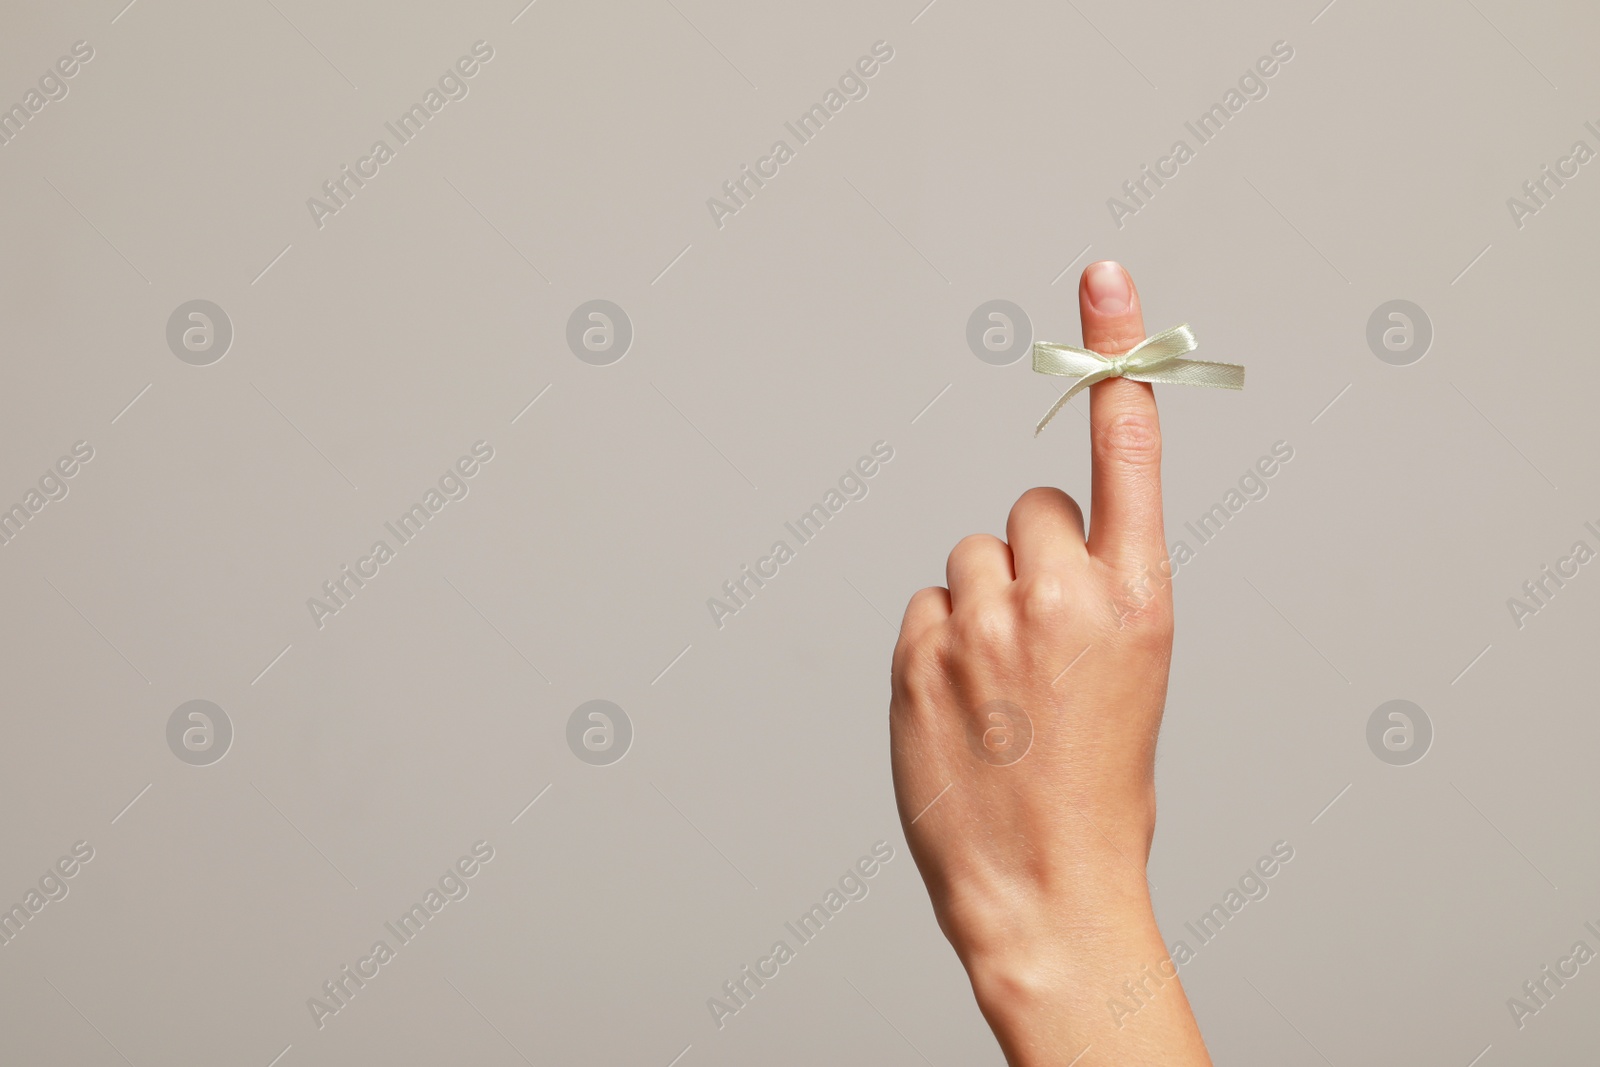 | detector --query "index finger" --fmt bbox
[1078,261,1166,572]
